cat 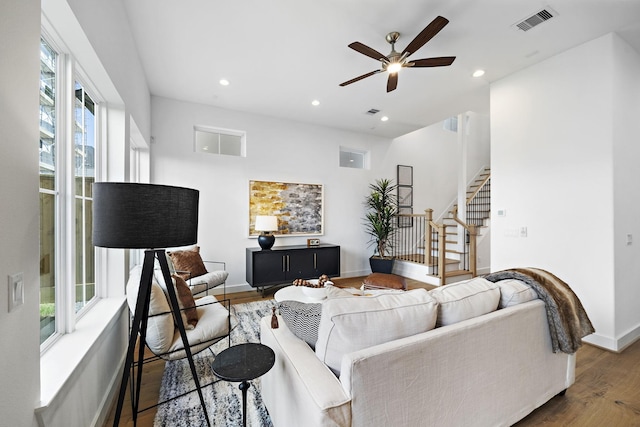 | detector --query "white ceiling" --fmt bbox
[123,0,640,139]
